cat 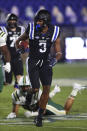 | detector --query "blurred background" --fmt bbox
[0,0,87,62]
